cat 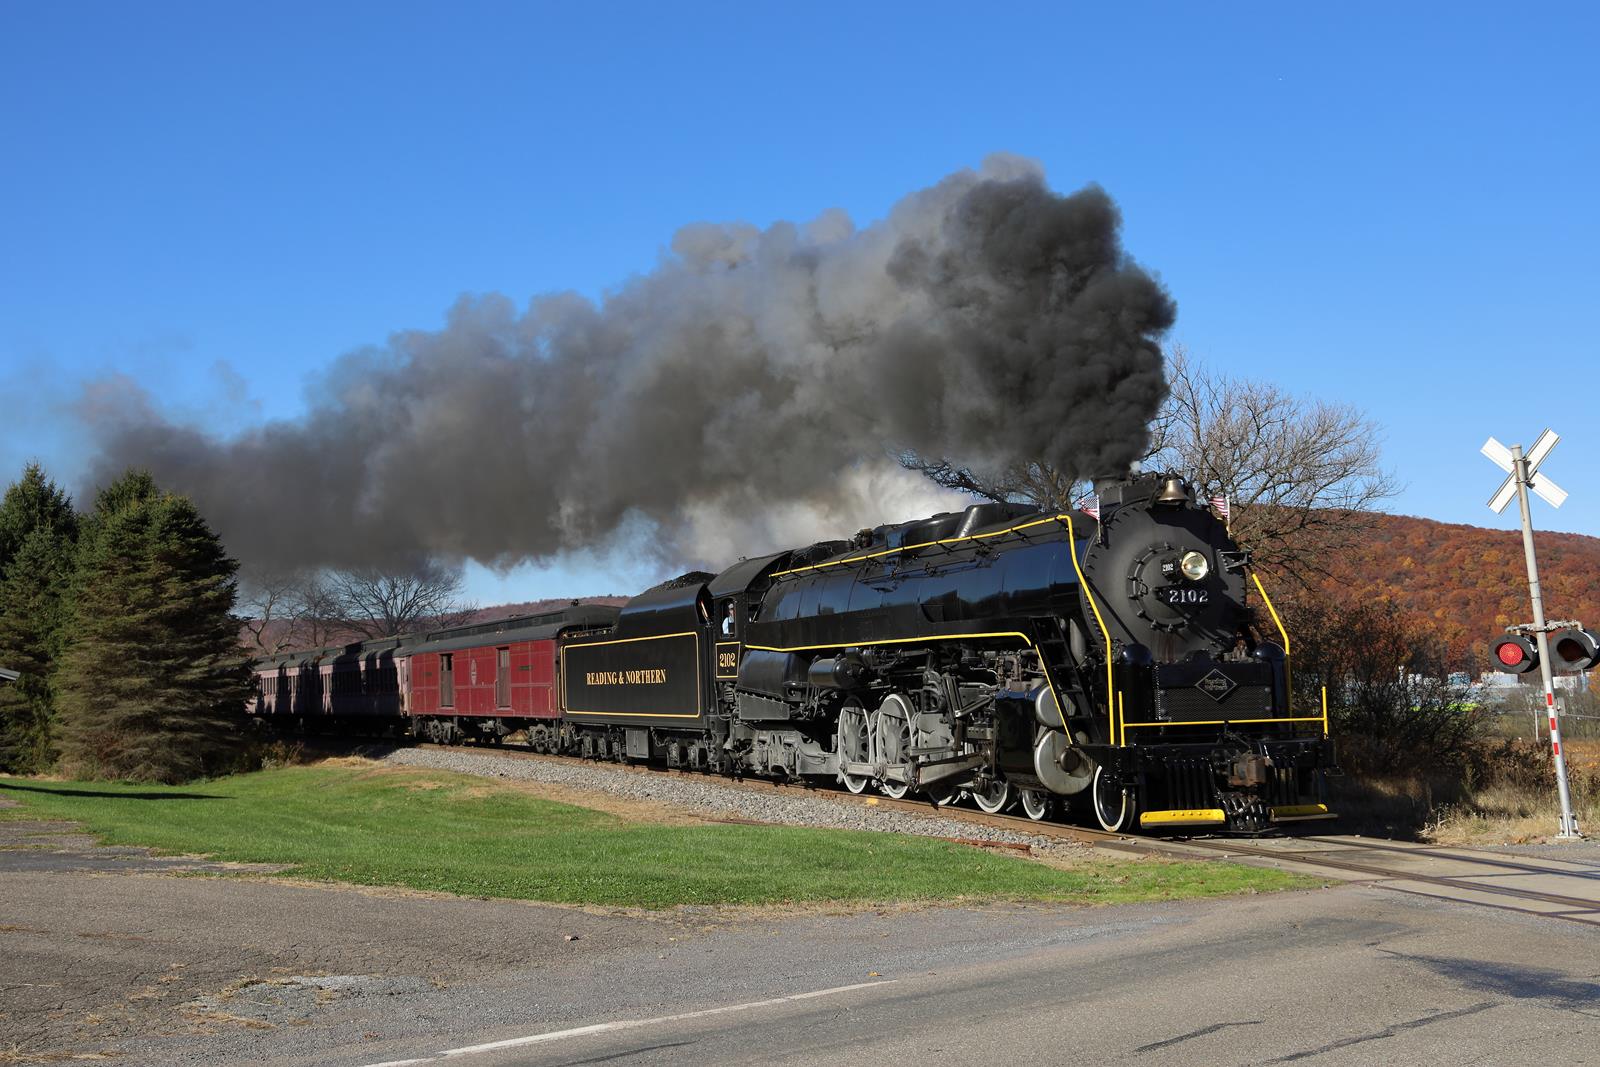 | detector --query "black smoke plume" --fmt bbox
[80,156,1175,572]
